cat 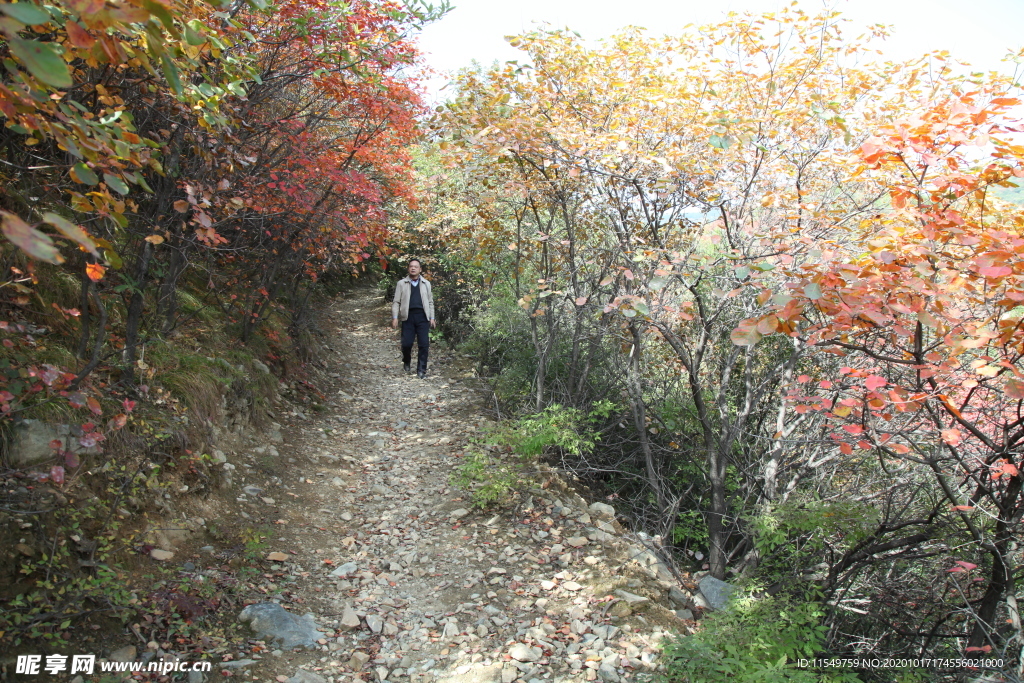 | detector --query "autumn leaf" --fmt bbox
[43,212,99,257]
[730,322,762,346]
[65,21,96,49]
[1005,378,1024,399]
[756,315,779,335]
[103,173,130,195]
[69,163,99,185]
[86,396,102,415]
[8,38,71,88]
[85,263,106,281]
[940,429,962,446]
[0,2,51,24]
[1,211,64,264]
[864,375,887,391]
